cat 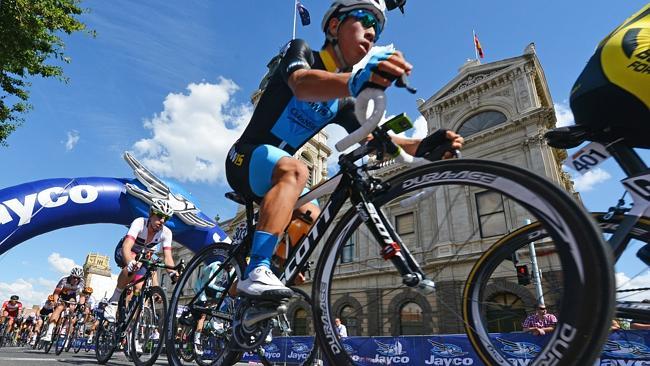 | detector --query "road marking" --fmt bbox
[0,357,97,361]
